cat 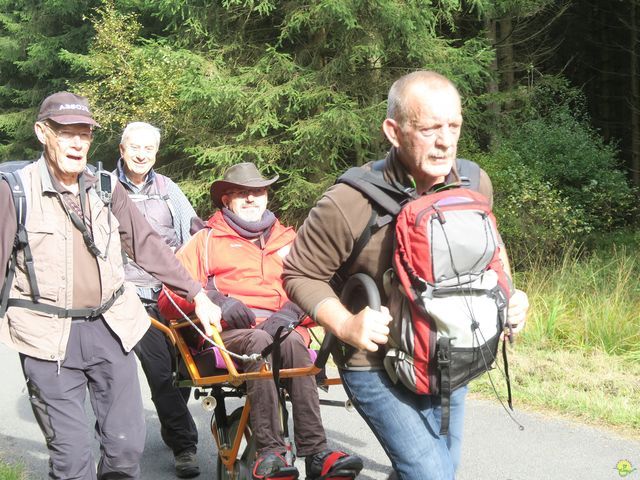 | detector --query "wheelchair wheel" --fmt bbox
[215,407,257,480]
